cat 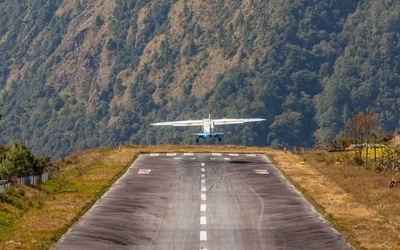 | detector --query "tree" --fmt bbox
[345,112,376,165]
[376,144,400,187]
[0,142,40,179]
